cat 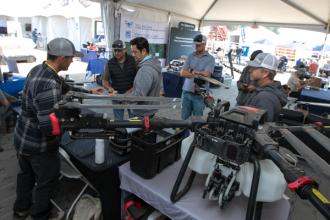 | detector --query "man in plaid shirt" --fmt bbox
[0,89,13,152]
[13,38,103,220]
